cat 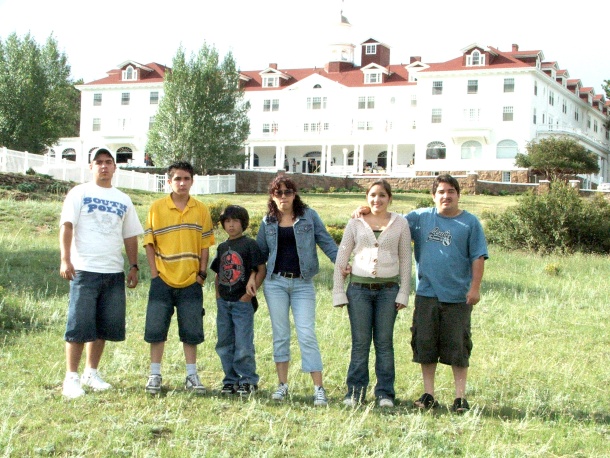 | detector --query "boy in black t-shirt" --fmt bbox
[210,206,266,396]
